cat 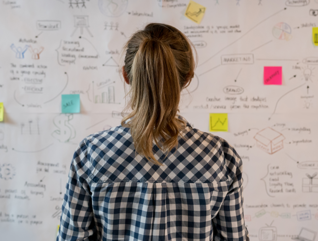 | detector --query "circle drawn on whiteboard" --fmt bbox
[181,73,199,96]
[0,164,16,180]
[242,172,248,190]
[98,0,128,17]
[272,22,292,41]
